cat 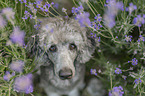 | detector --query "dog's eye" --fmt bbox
[49,45,57,52]
[69,43,76,50]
